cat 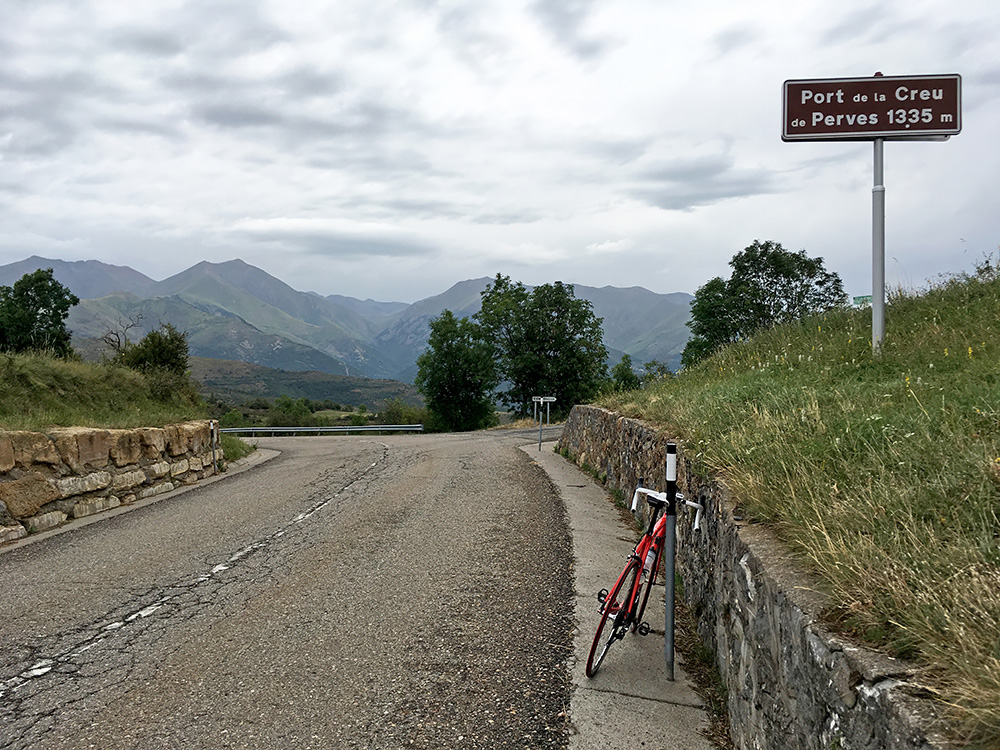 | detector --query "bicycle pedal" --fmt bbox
[637,622,651,636]
[597,588,609,604]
